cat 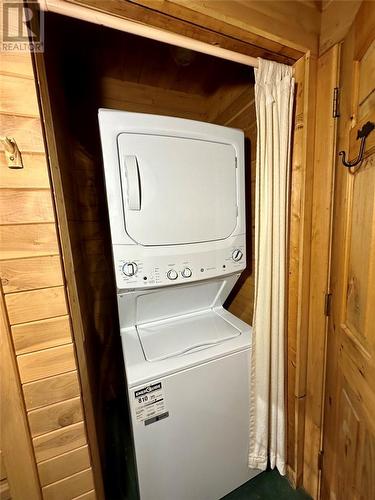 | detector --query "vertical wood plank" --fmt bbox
[303,44,340,498]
